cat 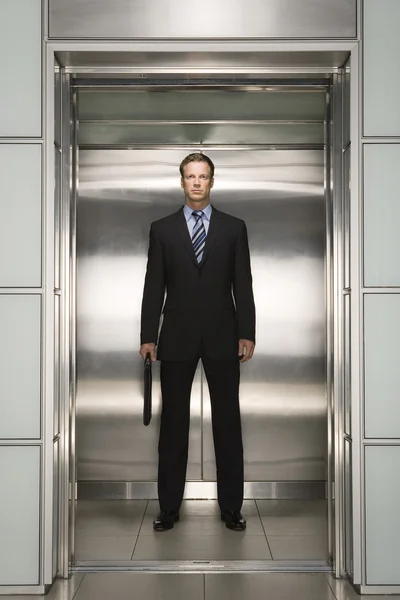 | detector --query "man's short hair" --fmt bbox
[179,153,215,178]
